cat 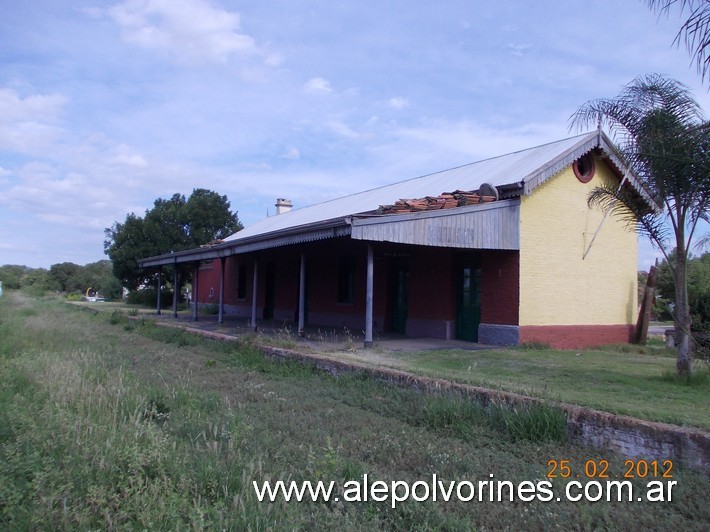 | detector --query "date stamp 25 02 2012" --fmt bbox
[547,459,674,480]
